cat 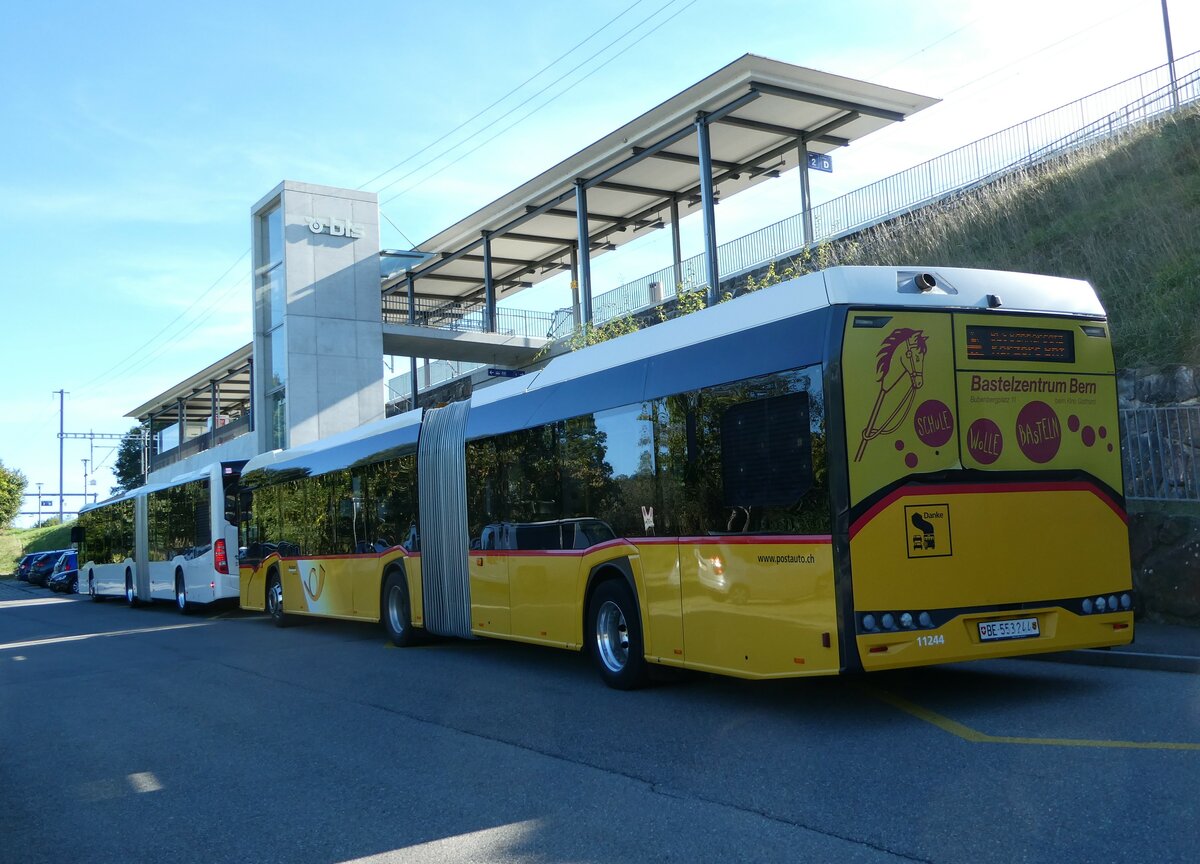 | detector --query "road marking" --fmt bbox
[867,686,1200,751]
[0,620,218,651]
[337,819,539,862]
[127,772,163,793]
[0,597,82,609]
